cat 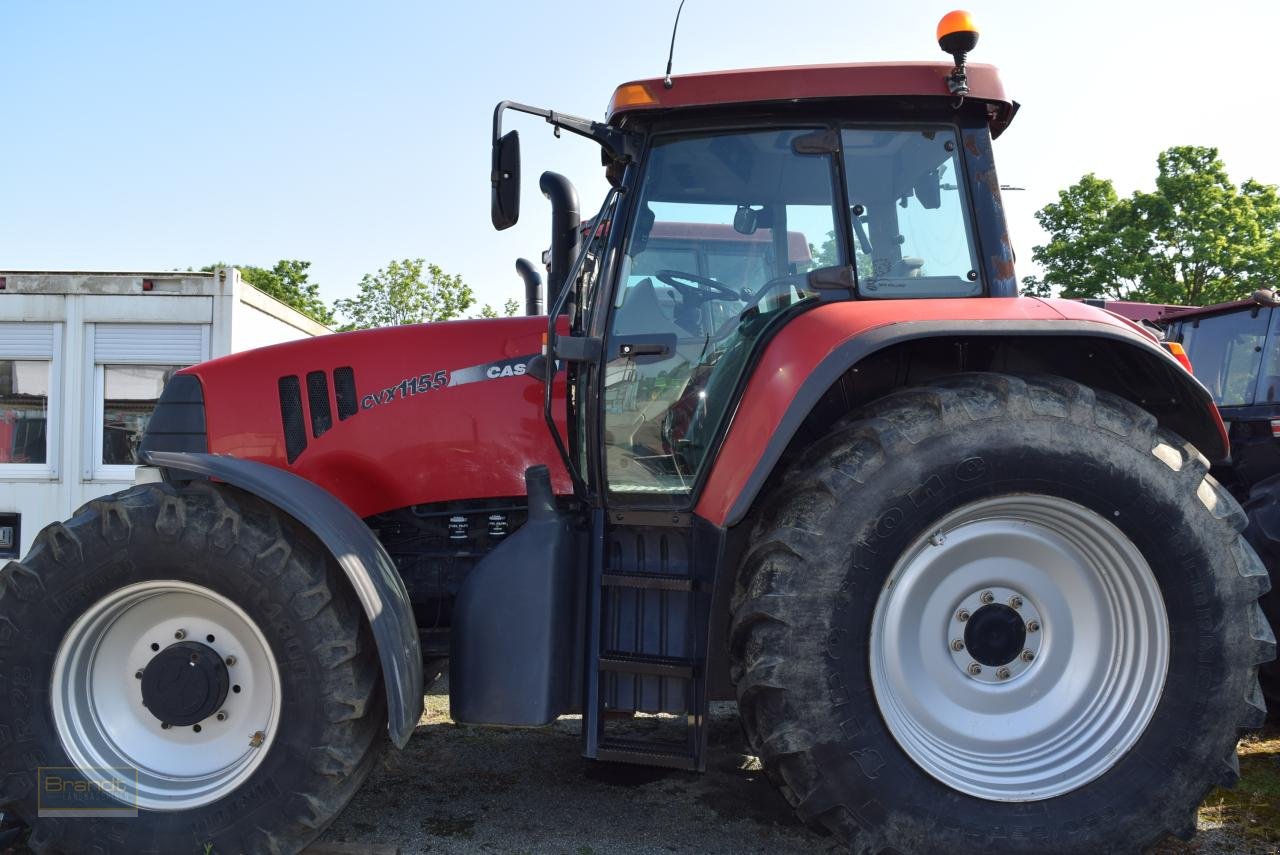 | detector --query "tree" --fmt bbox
[201,259,335,326]
[334,258,474,330]
[474,298,522,319]
[1026,147,1280,305]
